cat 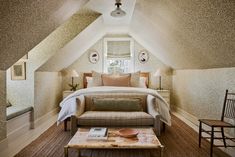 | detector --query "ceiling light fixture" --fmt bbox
[111,0,126,17]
